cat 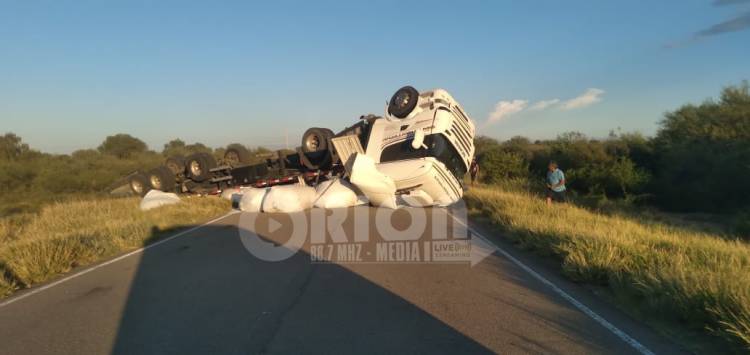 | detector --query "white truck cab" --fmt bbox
[346,87,476,208]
